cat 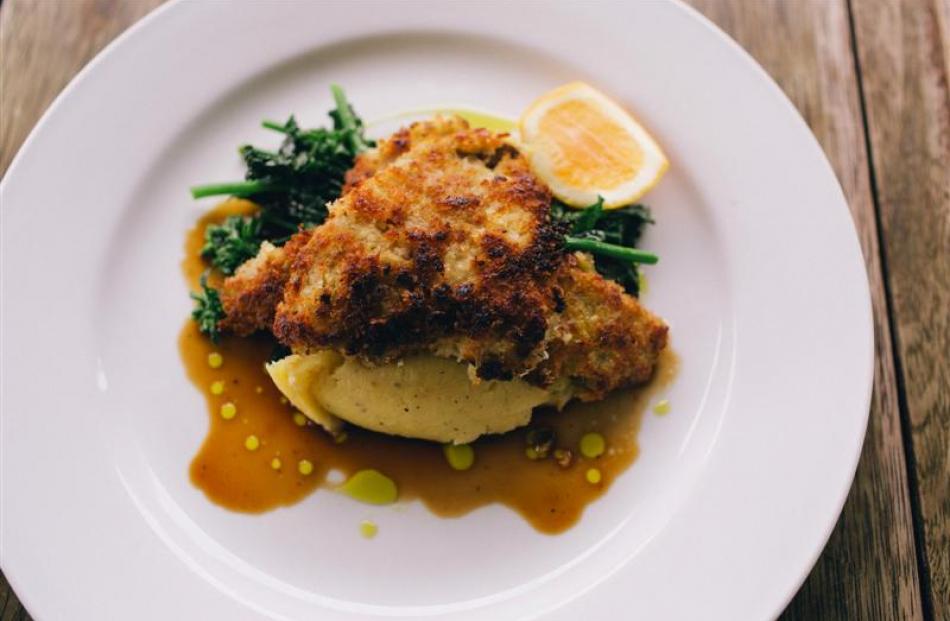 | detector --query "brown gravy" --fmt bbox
[182,200,676,533]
